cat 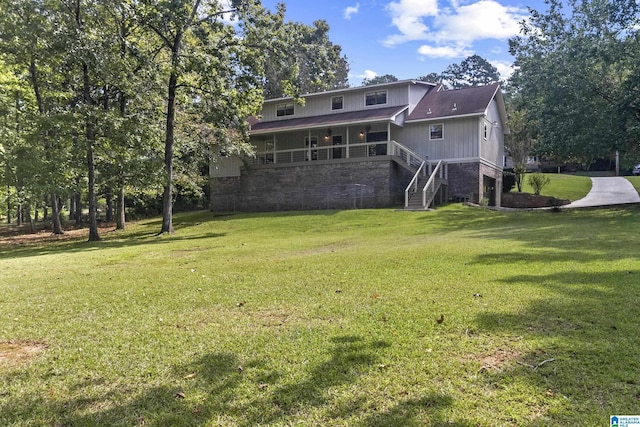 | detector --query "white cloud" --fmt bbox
[344,3,360,20]
[383,0,439,46]
[490,60,515,80]
[417,44,473,58]
[355,70,378,80]
[383,0,527,59]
